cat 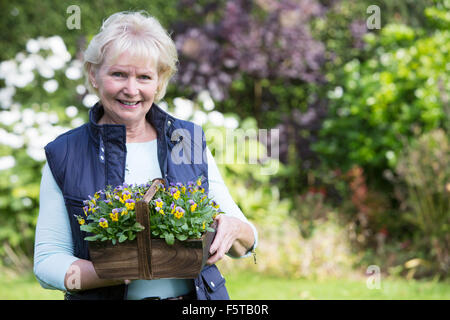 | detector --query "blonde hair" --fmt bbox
[83,11,178,101]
